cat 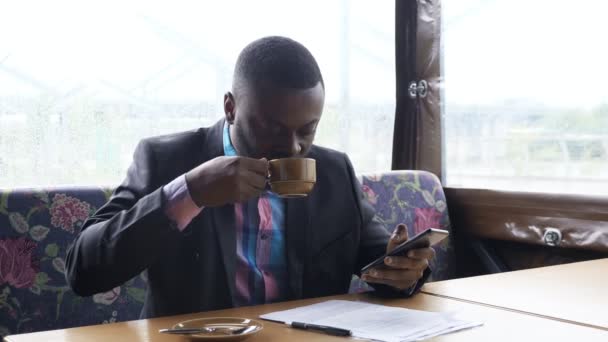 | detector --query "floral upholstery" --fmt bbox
[348,171,456,293]
[0,170,455,337]
[0,188,147,337]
